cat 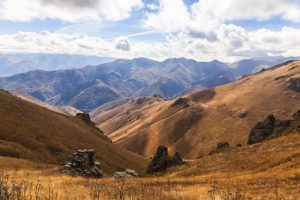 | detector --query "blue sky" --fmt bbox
[0,0,300,61]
